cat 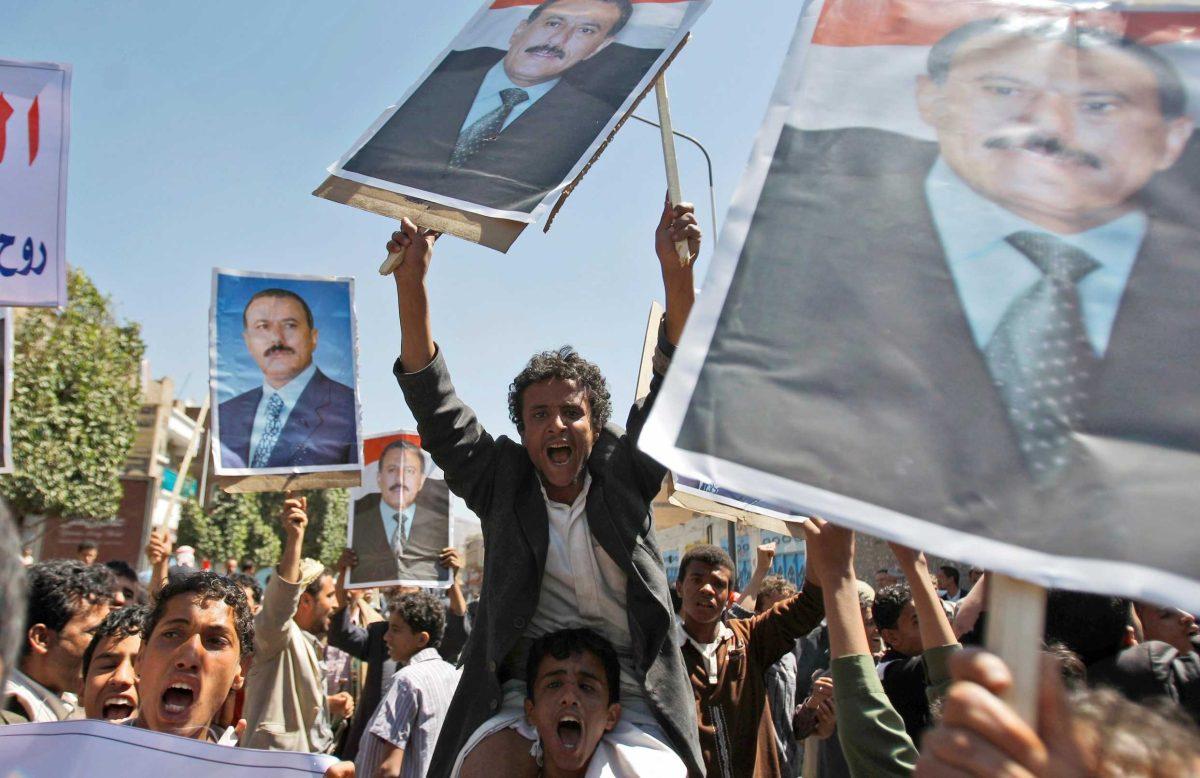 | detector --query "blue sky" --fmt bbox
[8,0,802,439]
